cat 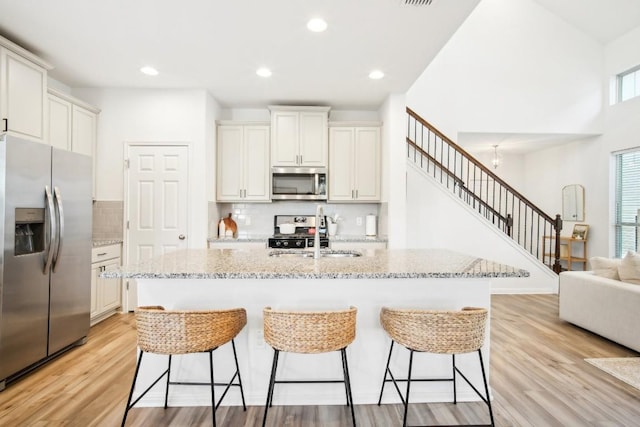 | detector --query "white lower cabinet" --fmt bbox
[91,244,122,325]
